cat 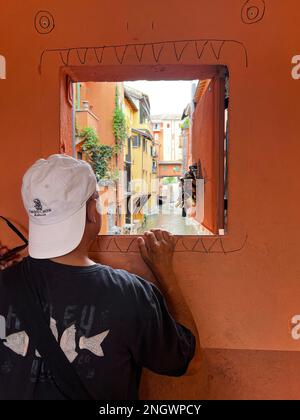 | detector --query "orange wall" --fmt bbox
[159,163,182,178]
[192,78,222,234]
[76,81,126,232]
[84,82,118,147]
[76,109,99,134]
[1,0,300,400]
